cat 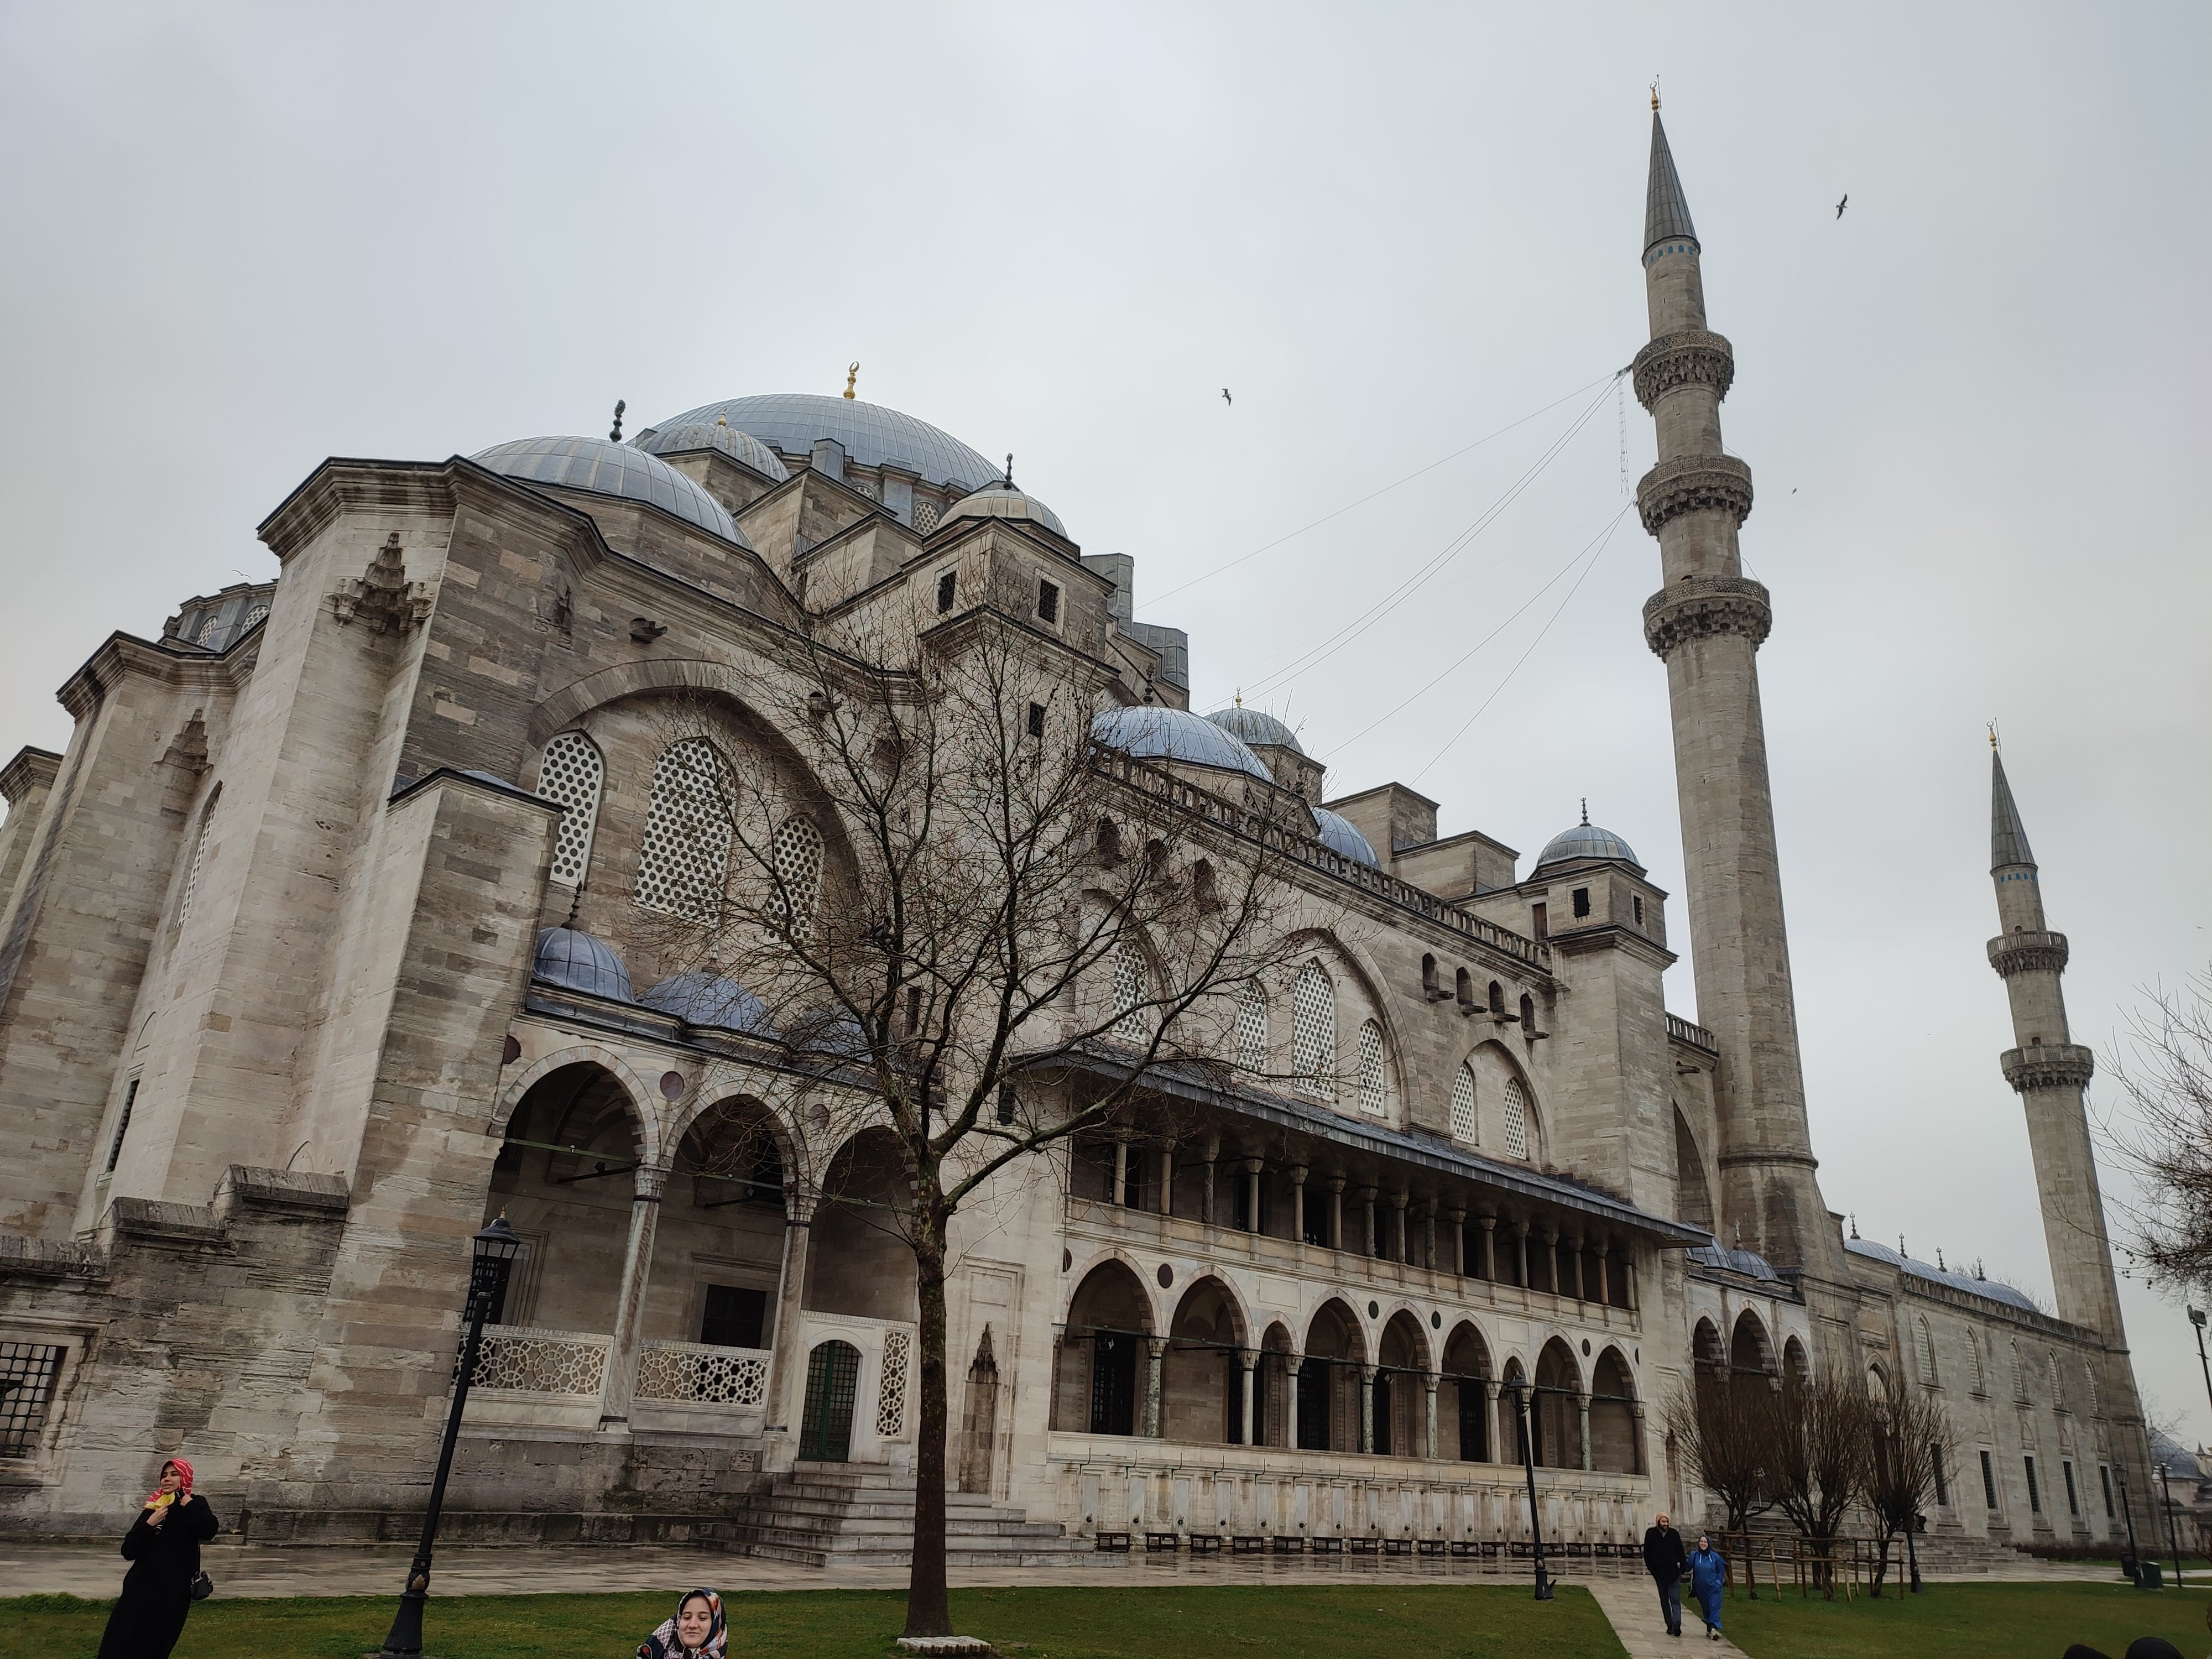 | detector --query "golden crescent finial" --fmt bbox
[843,362,859,400]
[1650,78,1661,112]
[1988,721,2000,750]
